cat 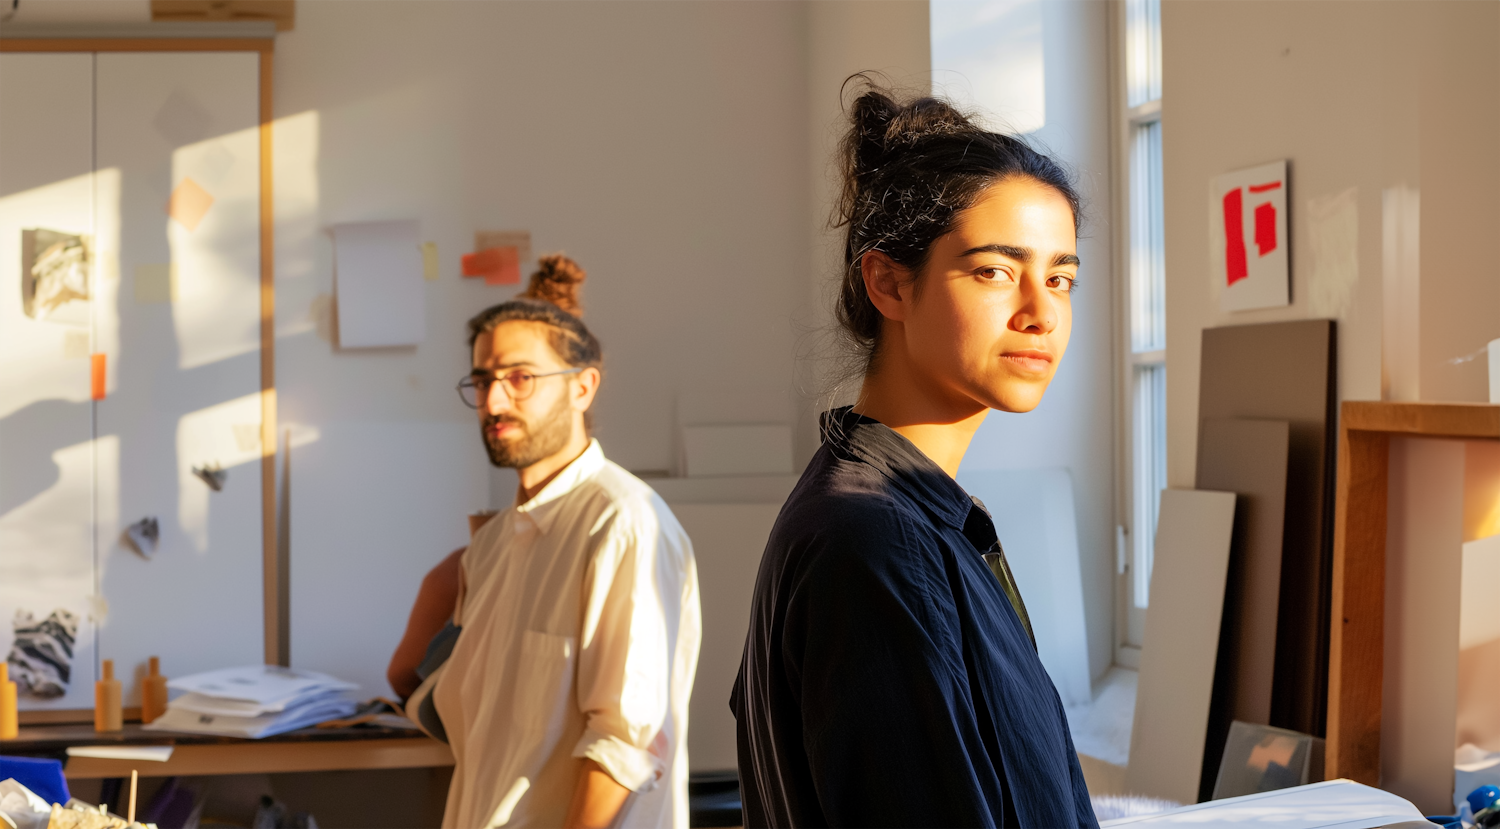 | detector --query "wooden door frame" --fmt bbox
[2,36,284,725]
